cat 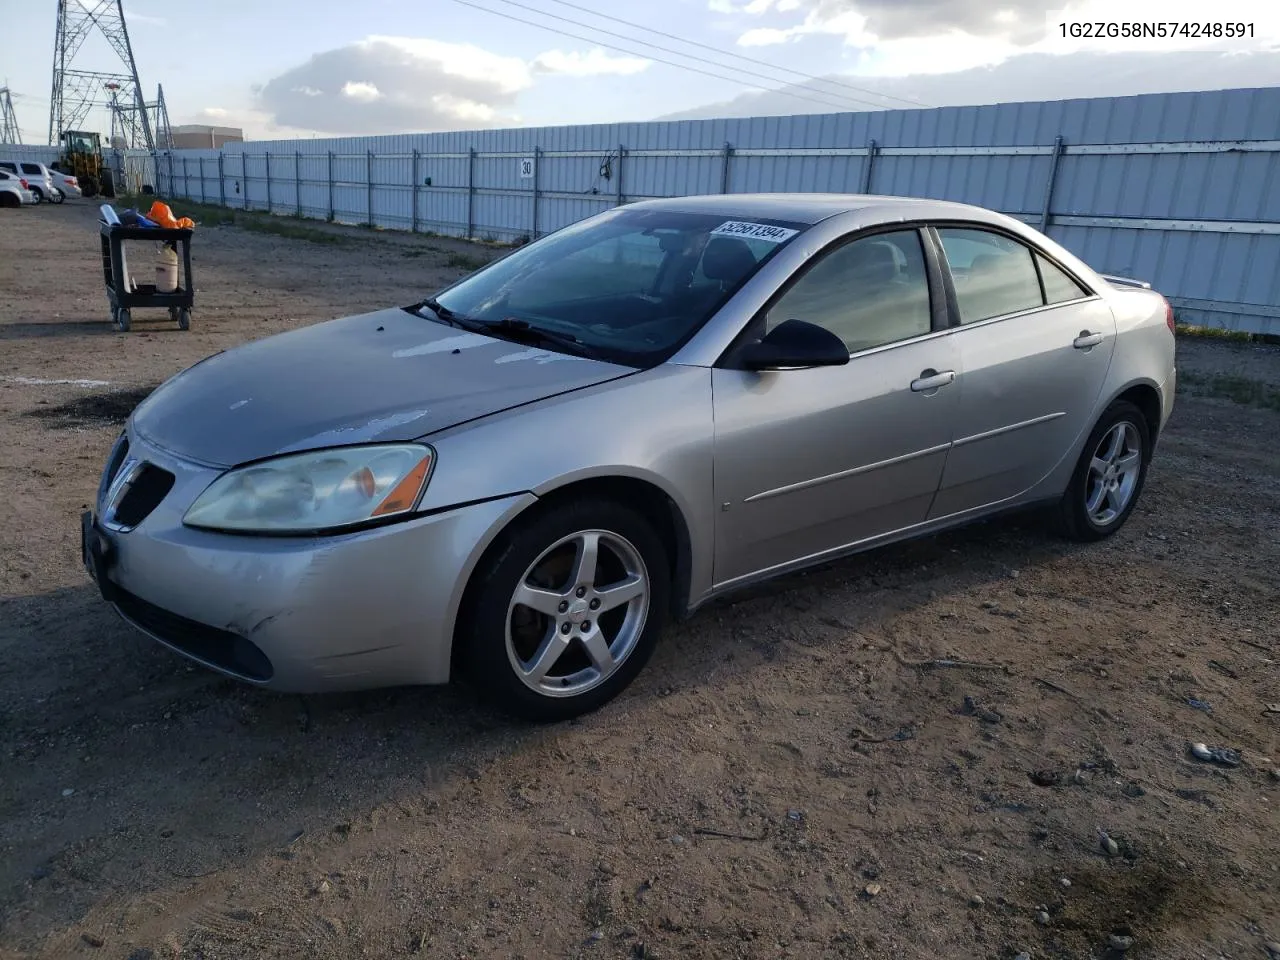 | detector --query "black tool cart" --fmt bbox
[100,219,194,332]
